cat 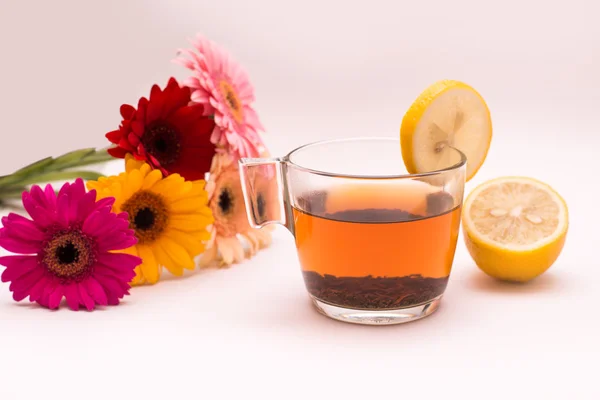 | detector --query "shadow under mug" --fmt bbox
[239,137,466,325]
